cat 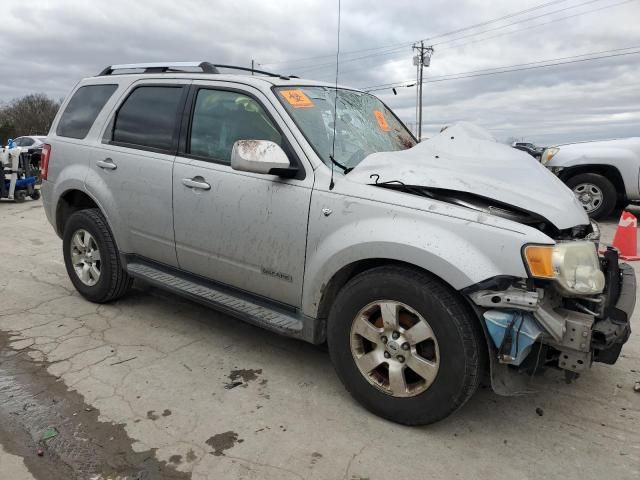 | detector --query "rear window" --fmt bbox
[56,84,117,139]
[112,86,184,151]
